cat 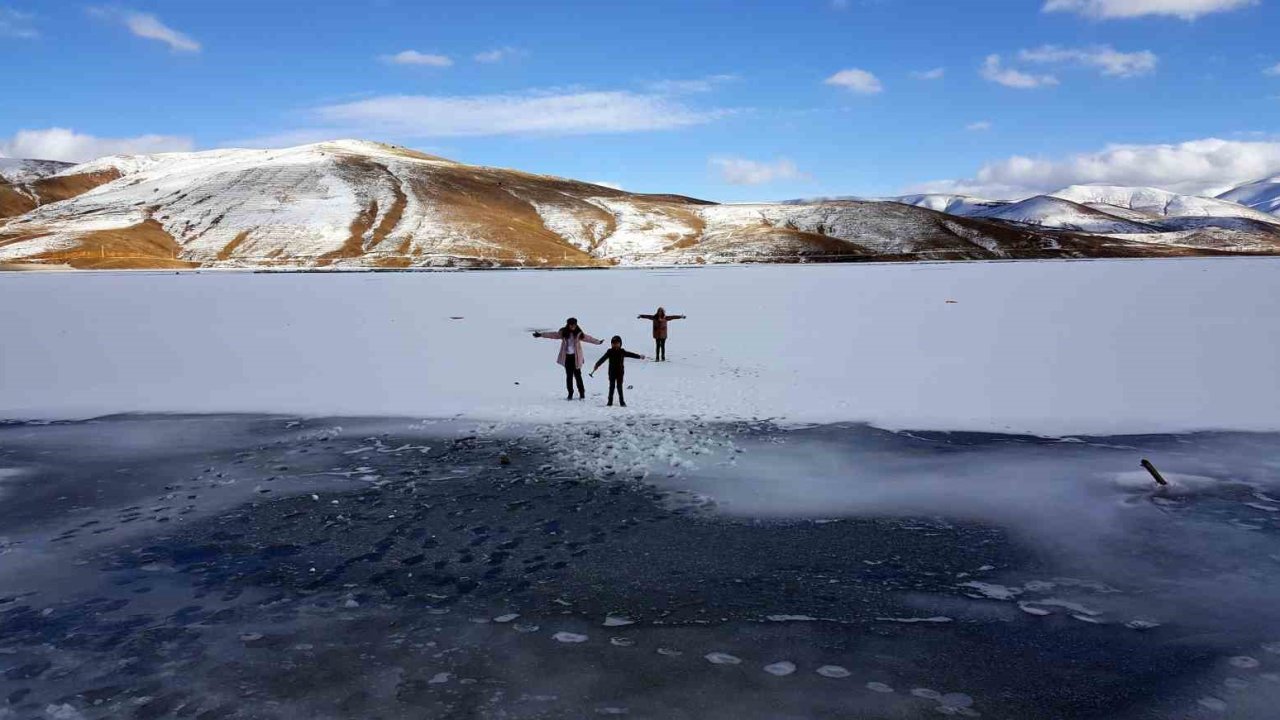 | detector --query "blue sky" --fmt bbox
[2,0,1279,201]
